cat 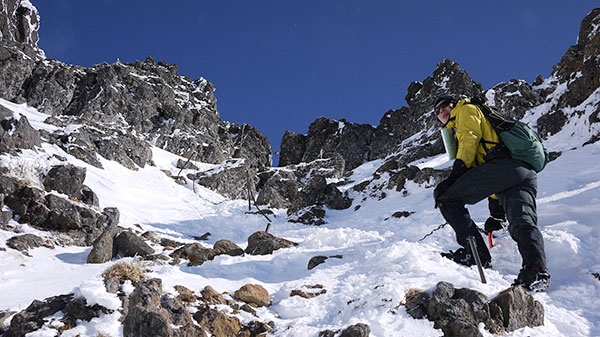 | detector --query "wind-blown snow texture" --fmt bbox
[1,84,599,336]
